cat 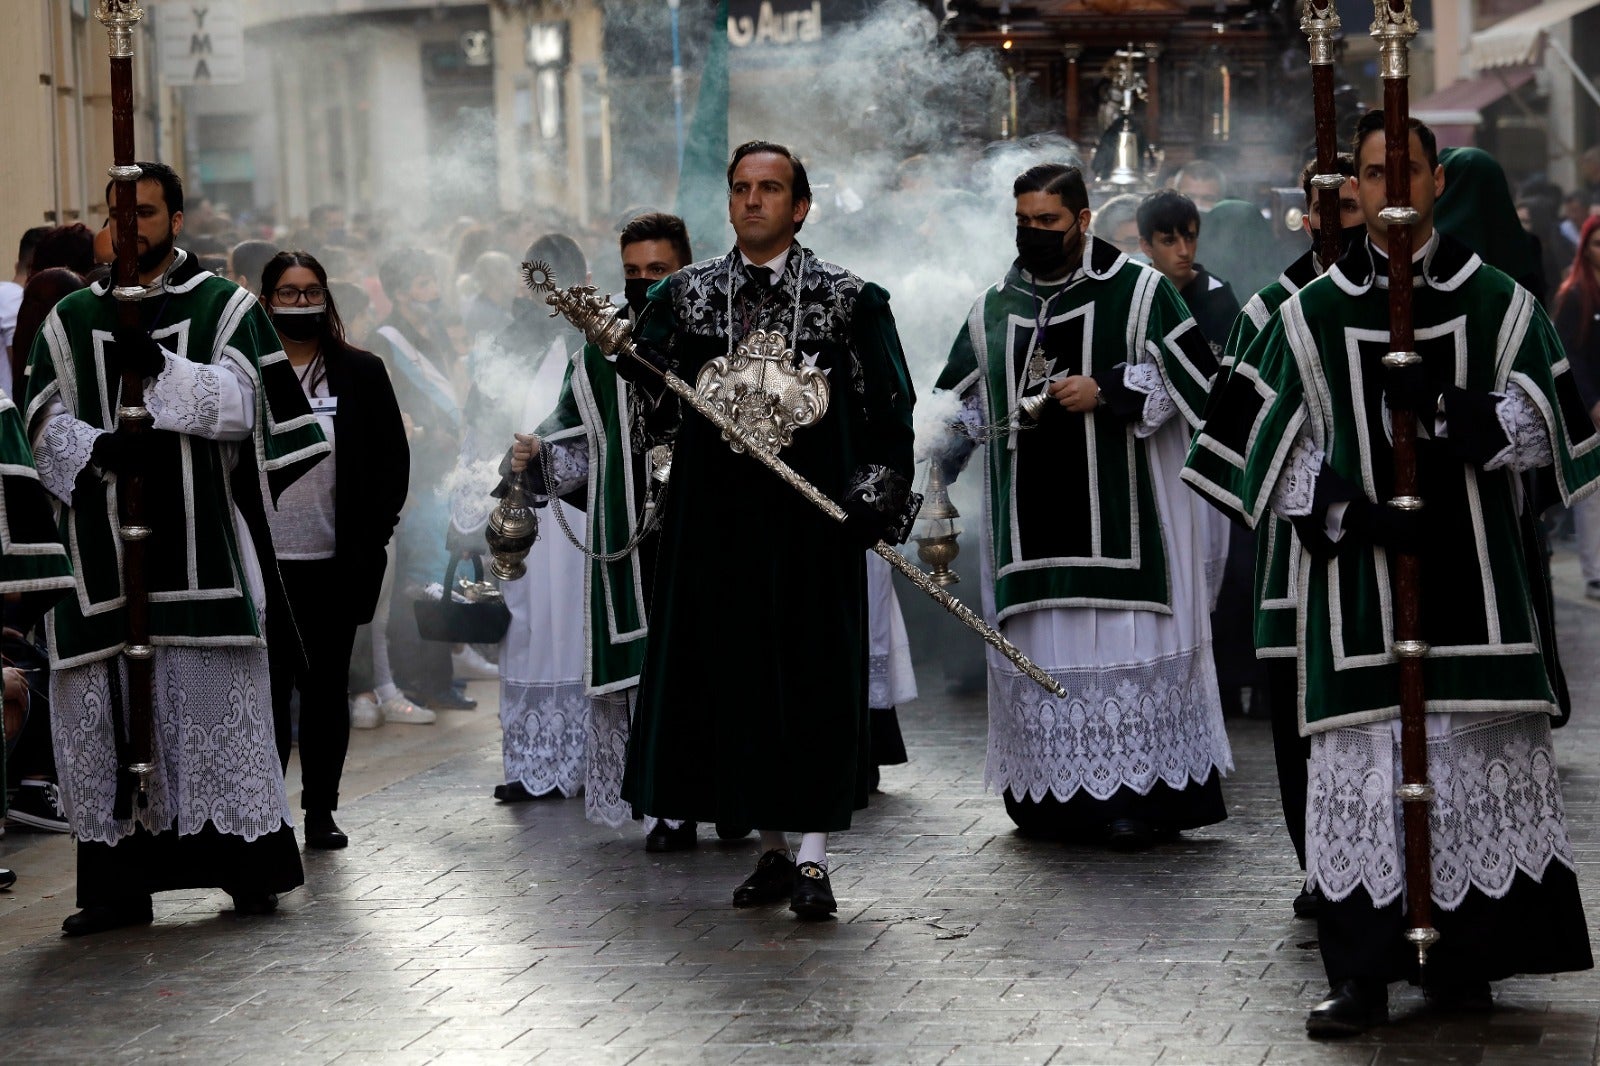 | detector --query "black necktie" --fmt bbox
[744,264,774,290]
